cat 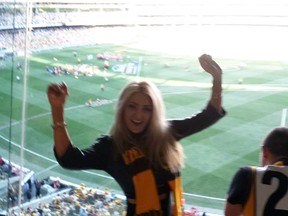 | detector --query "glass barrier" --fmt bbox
[1,1,288,215]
